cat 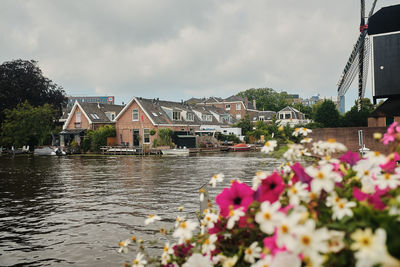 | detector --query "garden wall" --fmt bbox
[307,127,392,154]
